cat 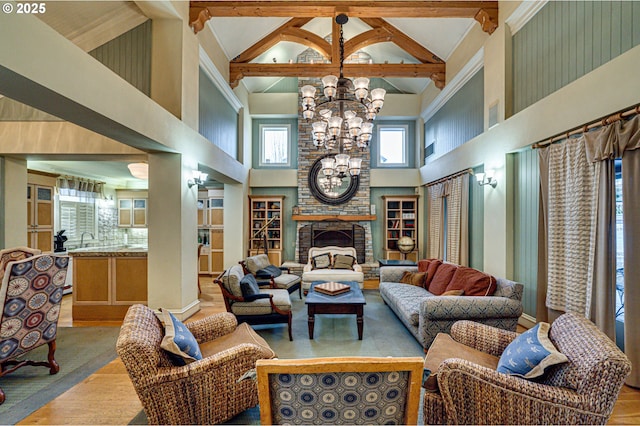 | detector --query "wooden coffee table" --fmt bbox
[305,281,366,340]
